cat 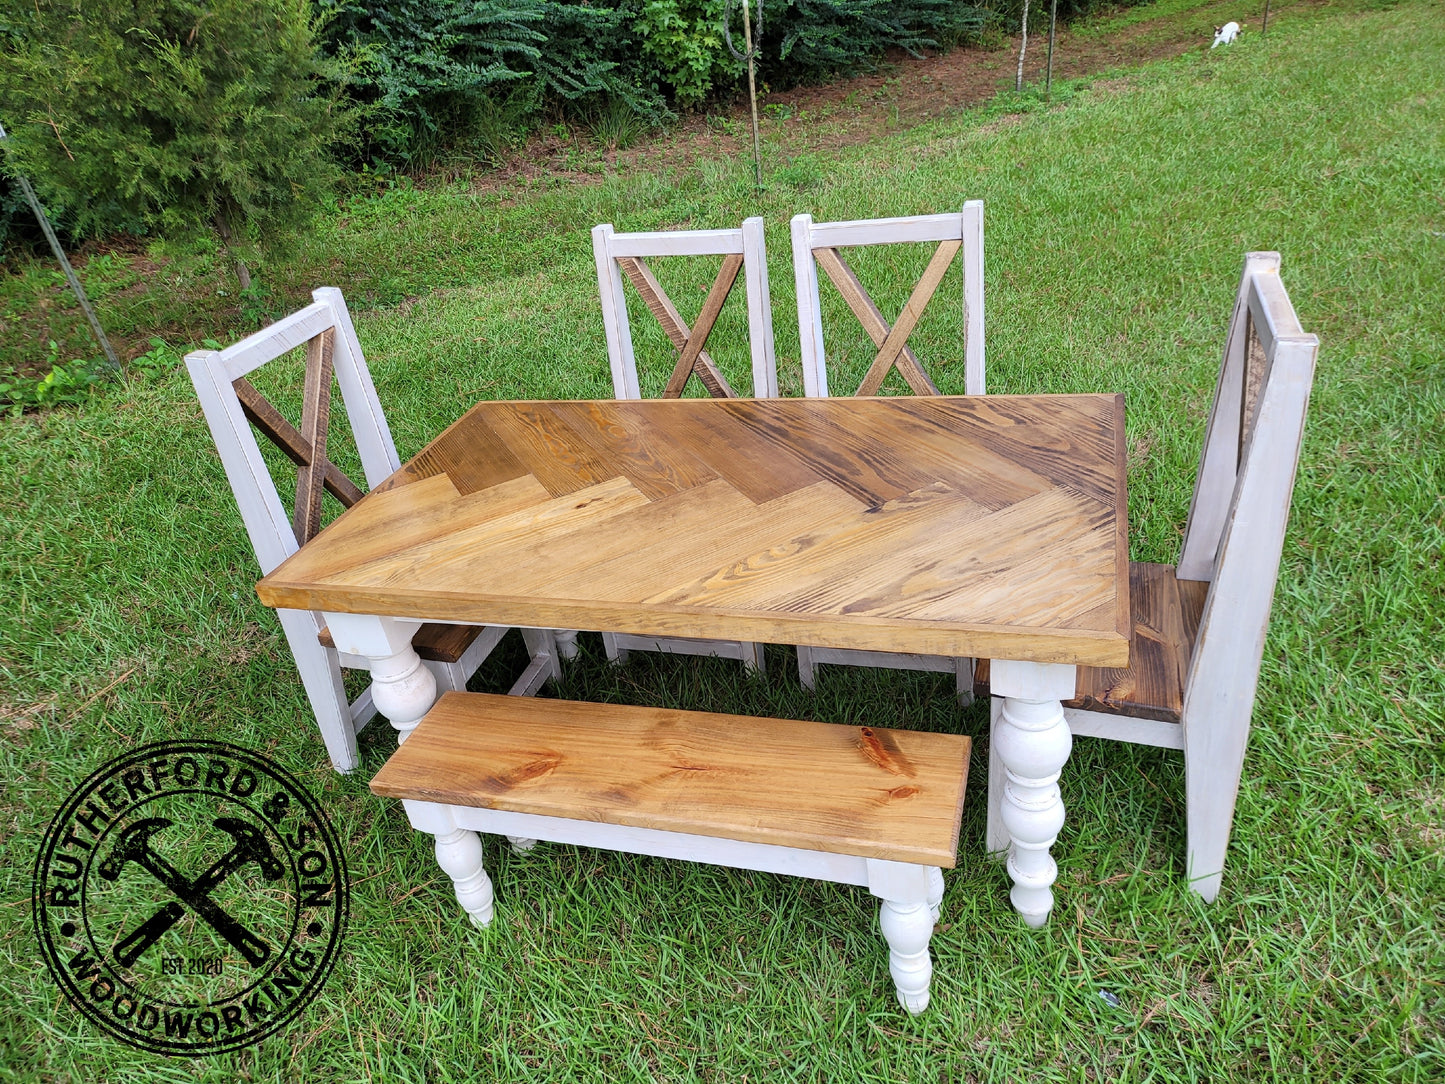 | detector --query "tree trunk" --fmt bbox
[1016,0,1031,92]
[213,209,253,292]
